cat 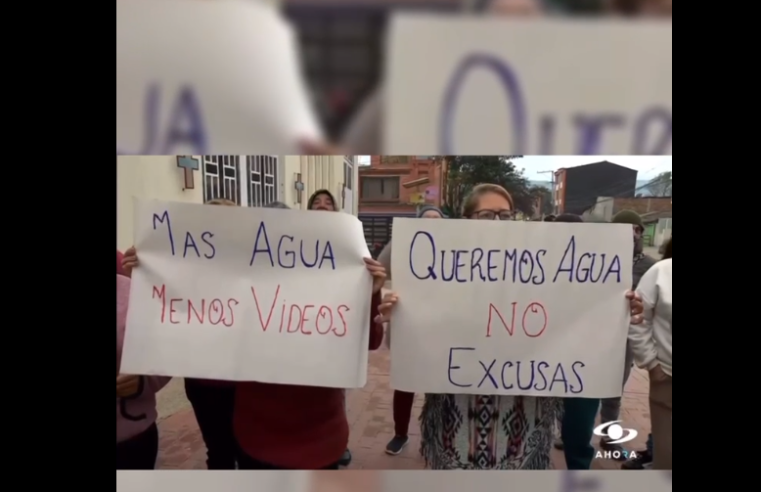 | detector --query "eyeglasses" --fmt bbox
[473,210,514,220]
